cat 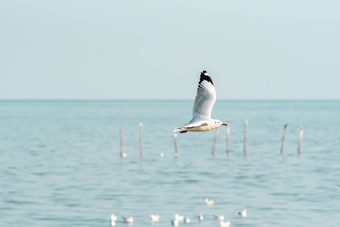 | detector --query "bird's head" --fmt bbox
[214,120,227,127]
